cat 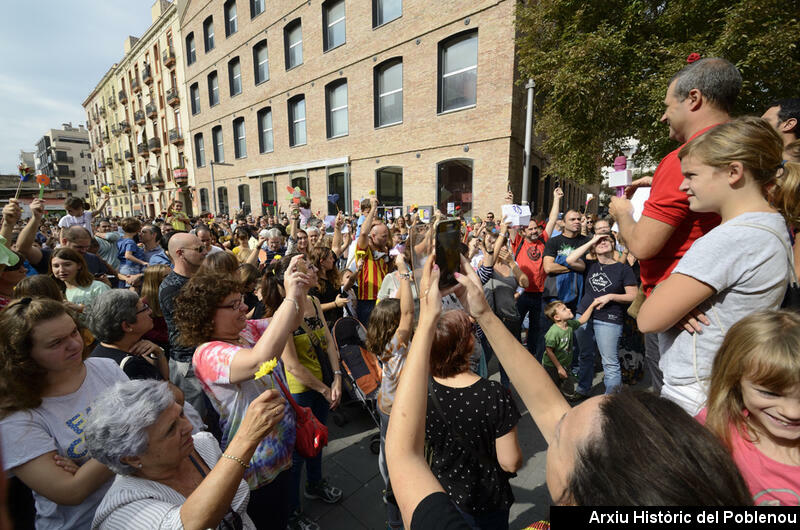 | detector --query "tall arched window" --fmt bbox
[437,30,477,113]
[238,183,251,213]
